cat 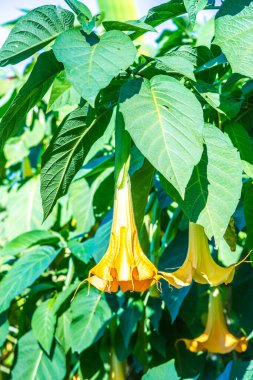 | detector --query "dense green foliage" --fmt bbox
[0,0,253,379]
